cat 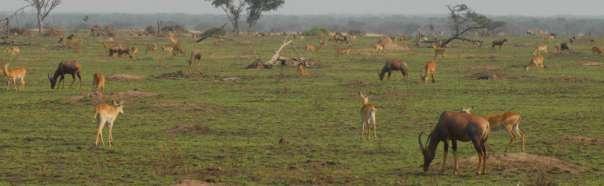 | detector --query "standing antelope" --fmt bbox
[461,108,526,152]
[359,92,378,140]
[48,60,82,89]
[421,60,437,83]
[95,100,124,148]
[525,54,545,71]
[188,50,202,67]
[418,111,490,175]
[433,44,446,59]
[2,63,27,90]
[592,46,602,55]
[378,59,408,80]
[374,43,385,55]
[5,46,20,57]
[336,46,352,56]
[491,39,508,49]
[93,73,106,94]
